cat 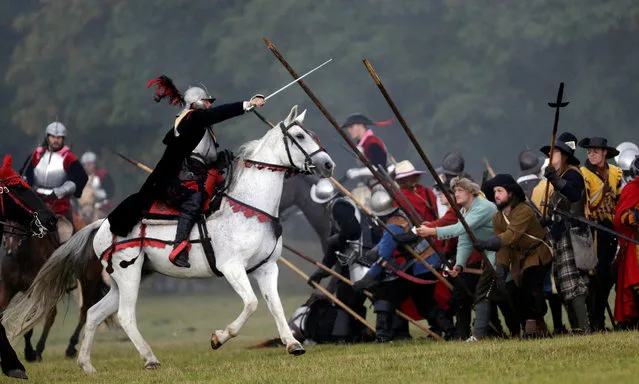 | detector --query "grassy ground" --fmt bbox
[9,292,639,384]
